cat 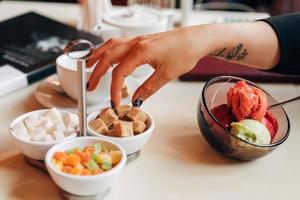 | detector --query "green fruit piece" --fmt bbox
[102,159,112,170]
[87,159,99,171]
[100,154,112,170]
[93,143,102,154]
[91,152,98,161]
[66,149,73,155]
